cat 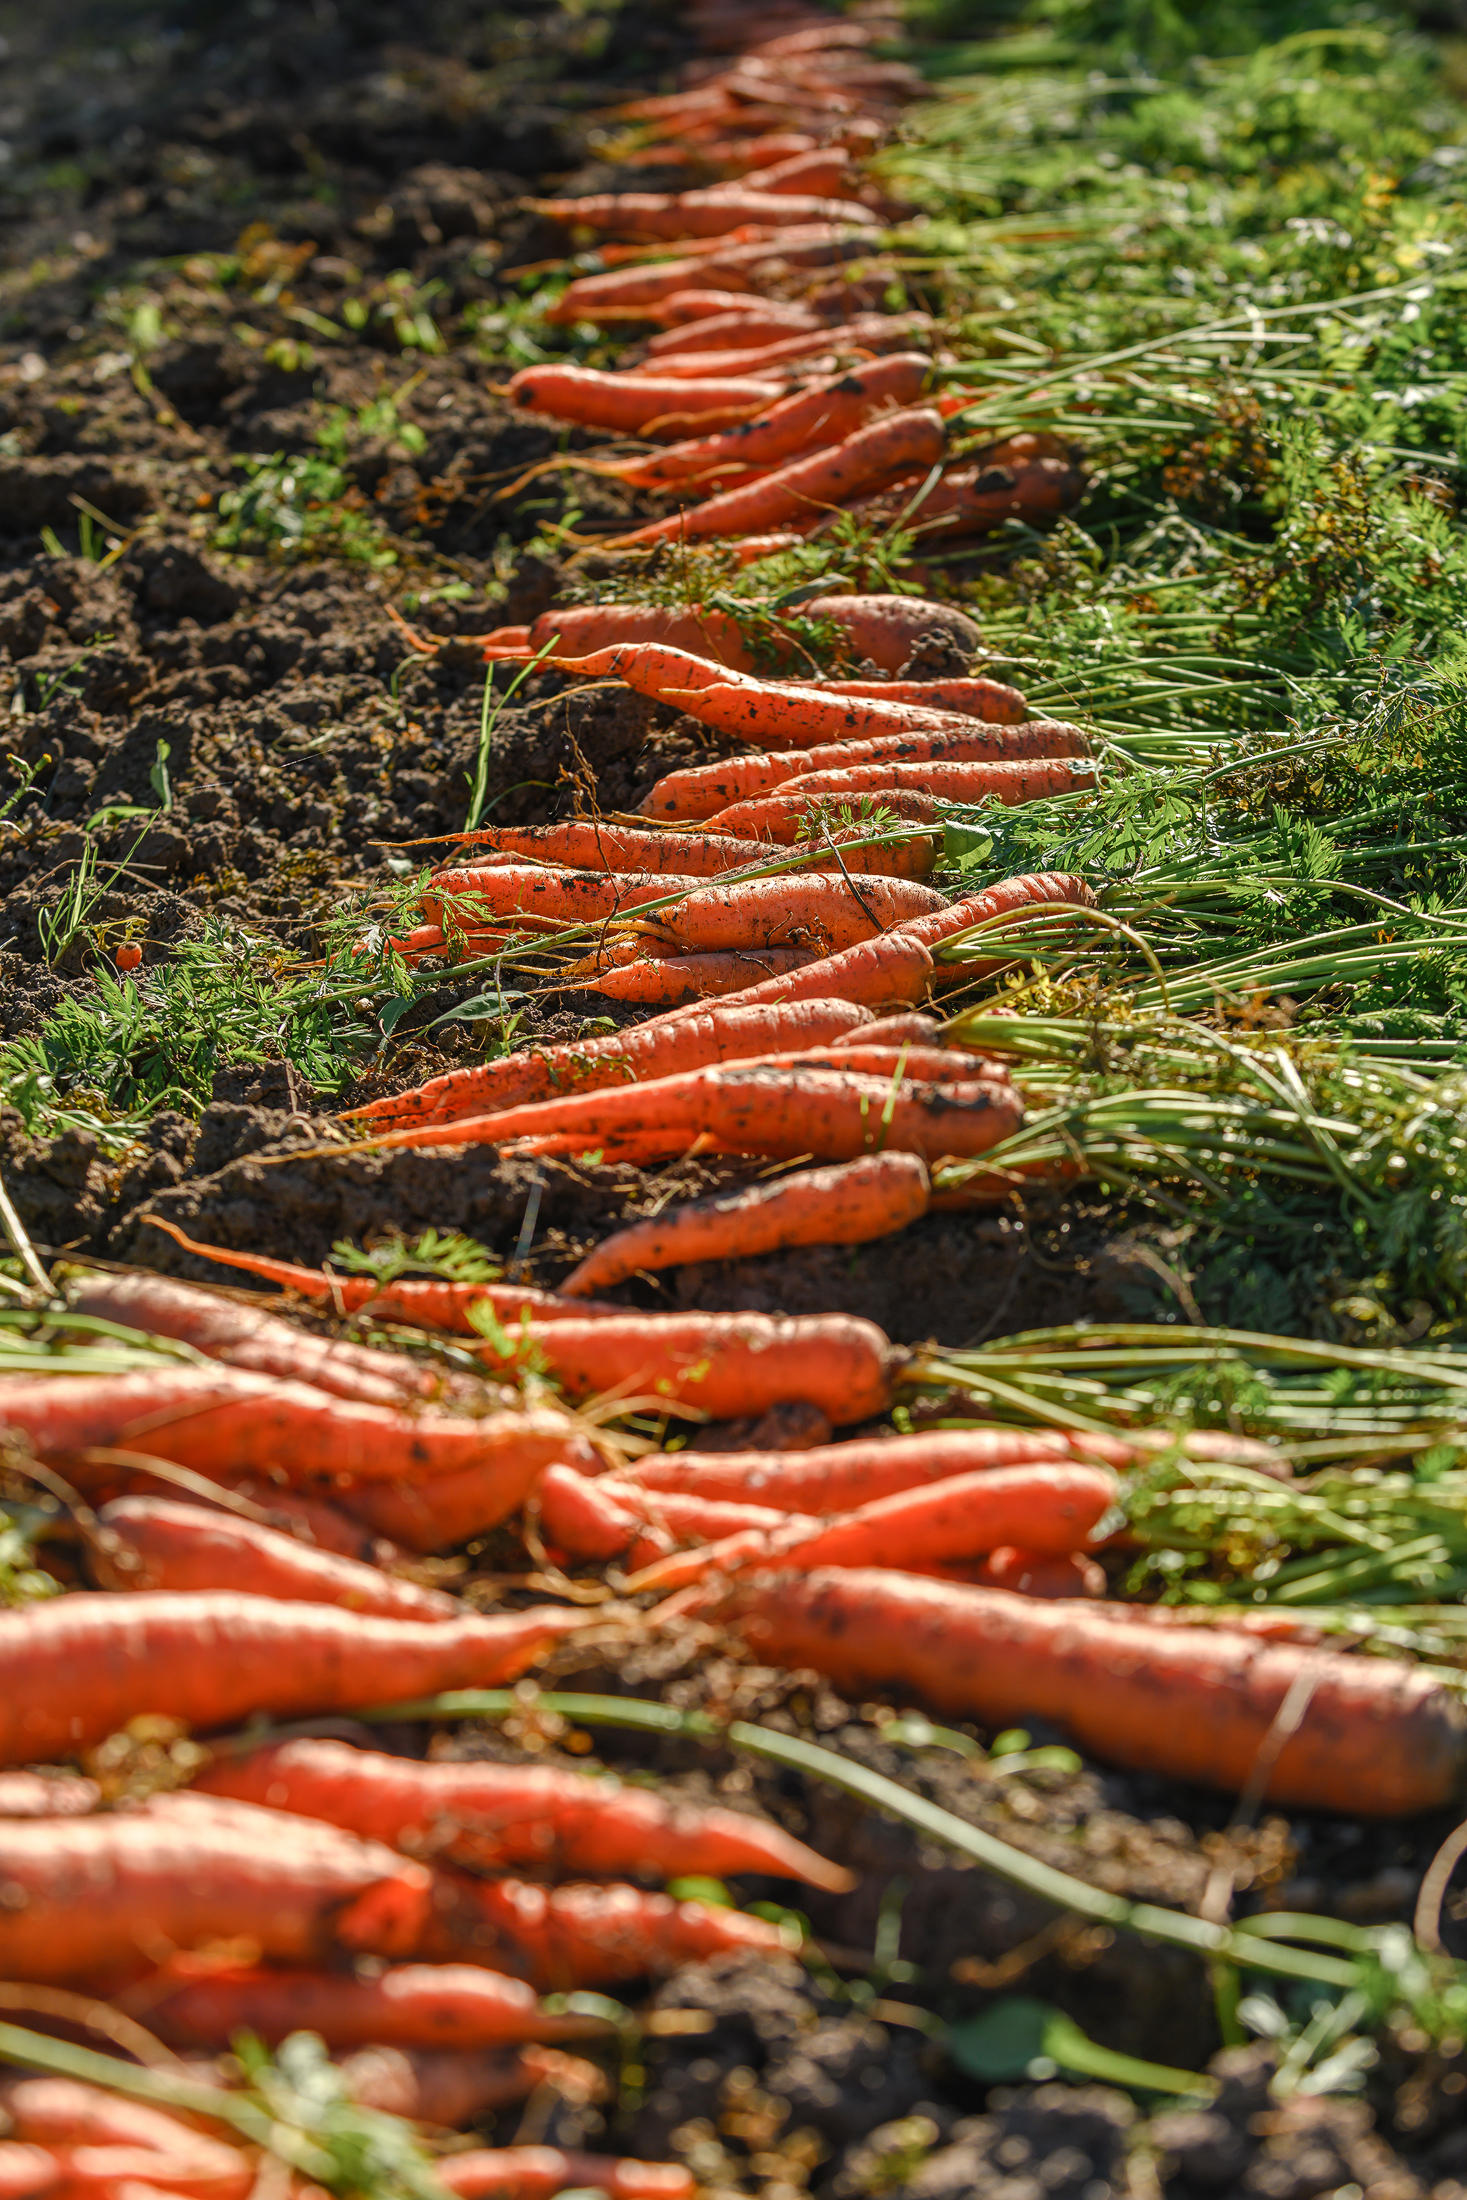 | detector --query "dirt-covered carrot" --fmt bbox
[901,455,1086,540]
[423,1874,788,1989]
[613,673,1014,749]
[561,1152,930,1295]
[0,2077,248,2194]
[140,1963,607,2052]
[709,757,1095,833]
[0,1790,433,1982]
[671,1567,1467,1815]
[438,818,936,881]
[505,366,776,434]
[0,1366,576,1495]
[337,2044,603,2125]
[615,1425,1101,1513]
[894,869,1097,954]
[546,260,760,323]
[192,1735,853,1888]
[649,926,934,1014]
[798,593,981,674]
[628,1462,1119,1590]
[640,721,1091,821]
[605,406,944,548]
[346,998,871,1131]
[417,866,706,929]
[0,1593,589,1765]
[818,675,1026,720]
[478,601,758,667]
[438,2148,692,2200]
[90,1497,457,1620]
[66,1271,491,1415]
[572,947,820,1005]
[647,303,825,355]
[627,315,928,381]
[631,871,947,955]
[594,354,931,489]
[525,187,879,238]
[708,788,944,840]
[142,1217,617,1329]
